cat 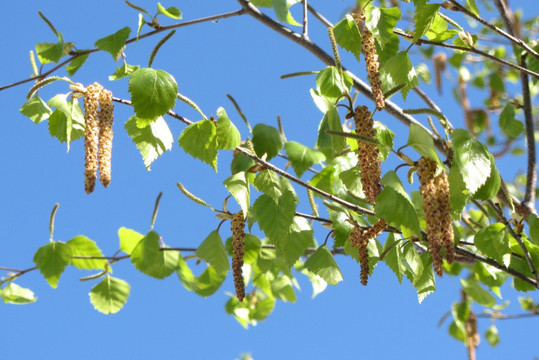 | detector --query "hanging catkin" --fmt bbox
[353,105,381,205]
[350,218,386,285]
[98,88,114,187]
[231,211,246,302]
[83,83,103,194]
[417,157,455,277]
